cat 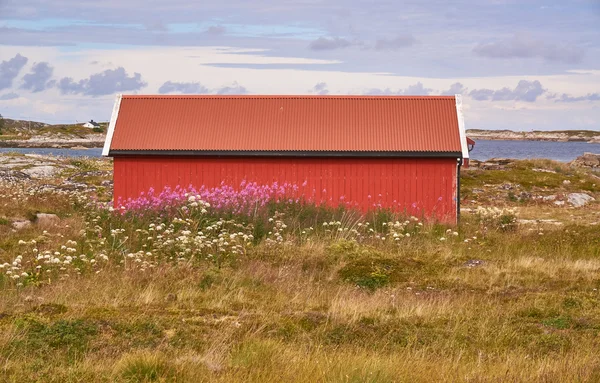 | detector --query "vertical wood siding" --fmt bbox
[114,157,458,222]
